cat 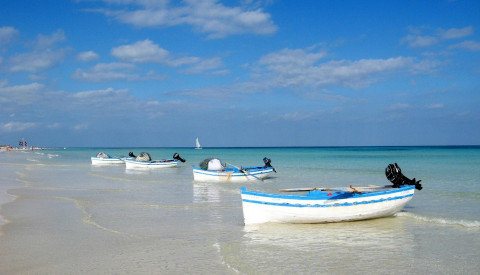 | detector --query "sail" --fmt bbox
[195,138,202,149]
